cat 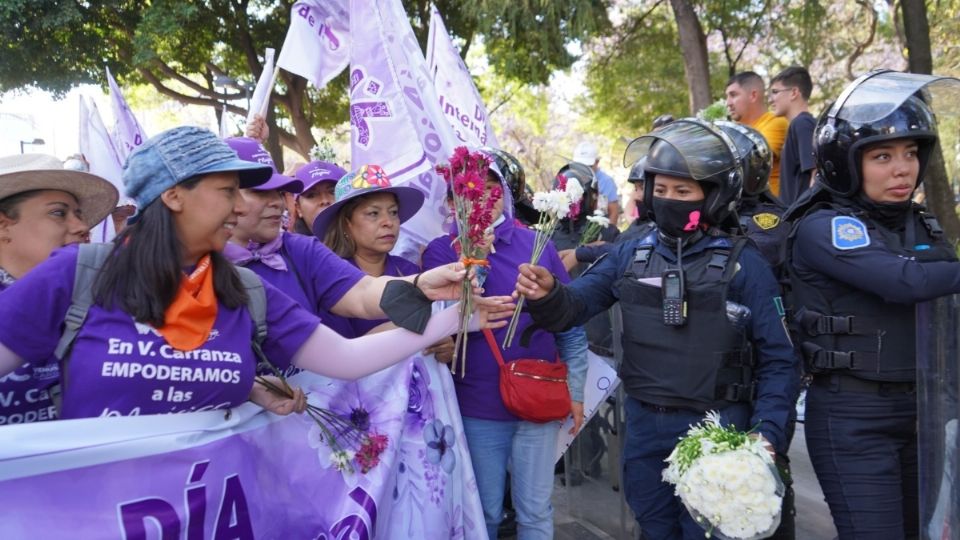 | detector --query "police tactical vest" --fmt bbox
[739,200,788,269]
[788,204,955,383]
[615,235,755,411]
